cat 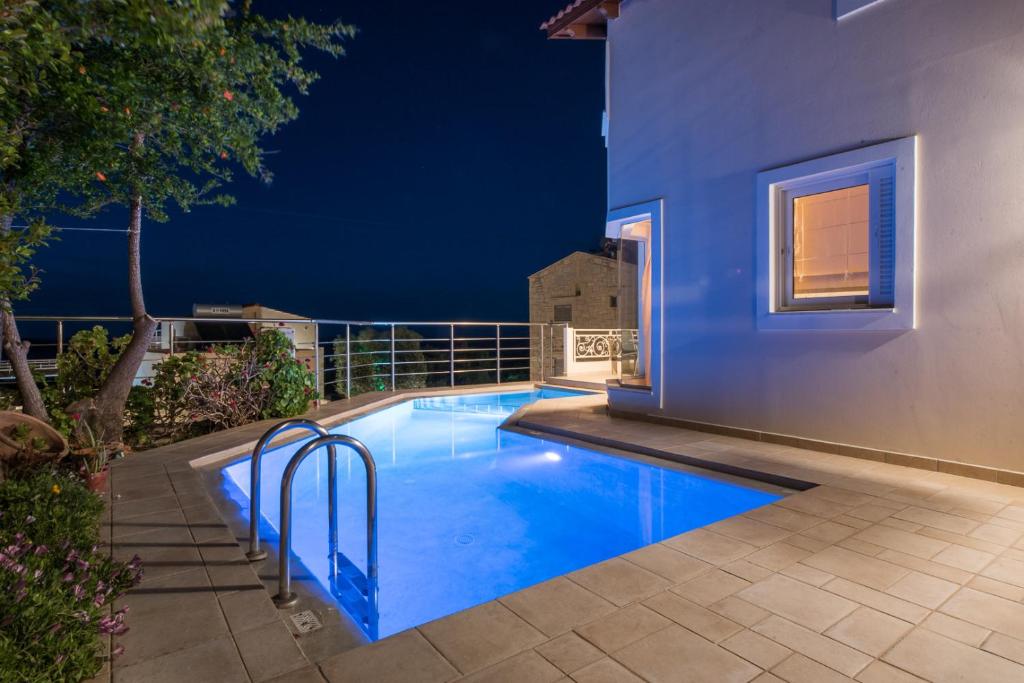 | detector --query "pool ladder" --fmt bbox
[246,419,379,640]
